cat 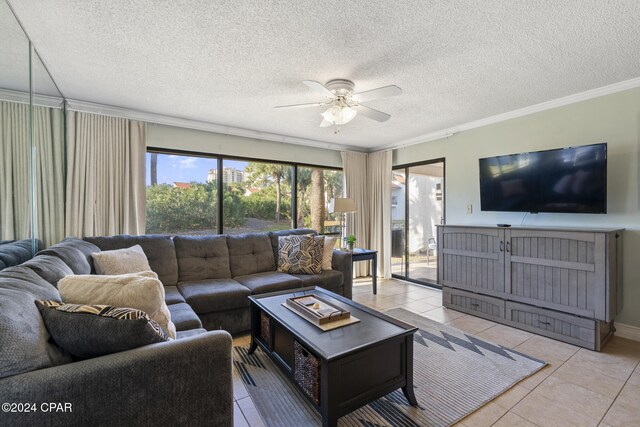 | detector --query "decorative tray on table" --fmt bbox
[283,294,360,331]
